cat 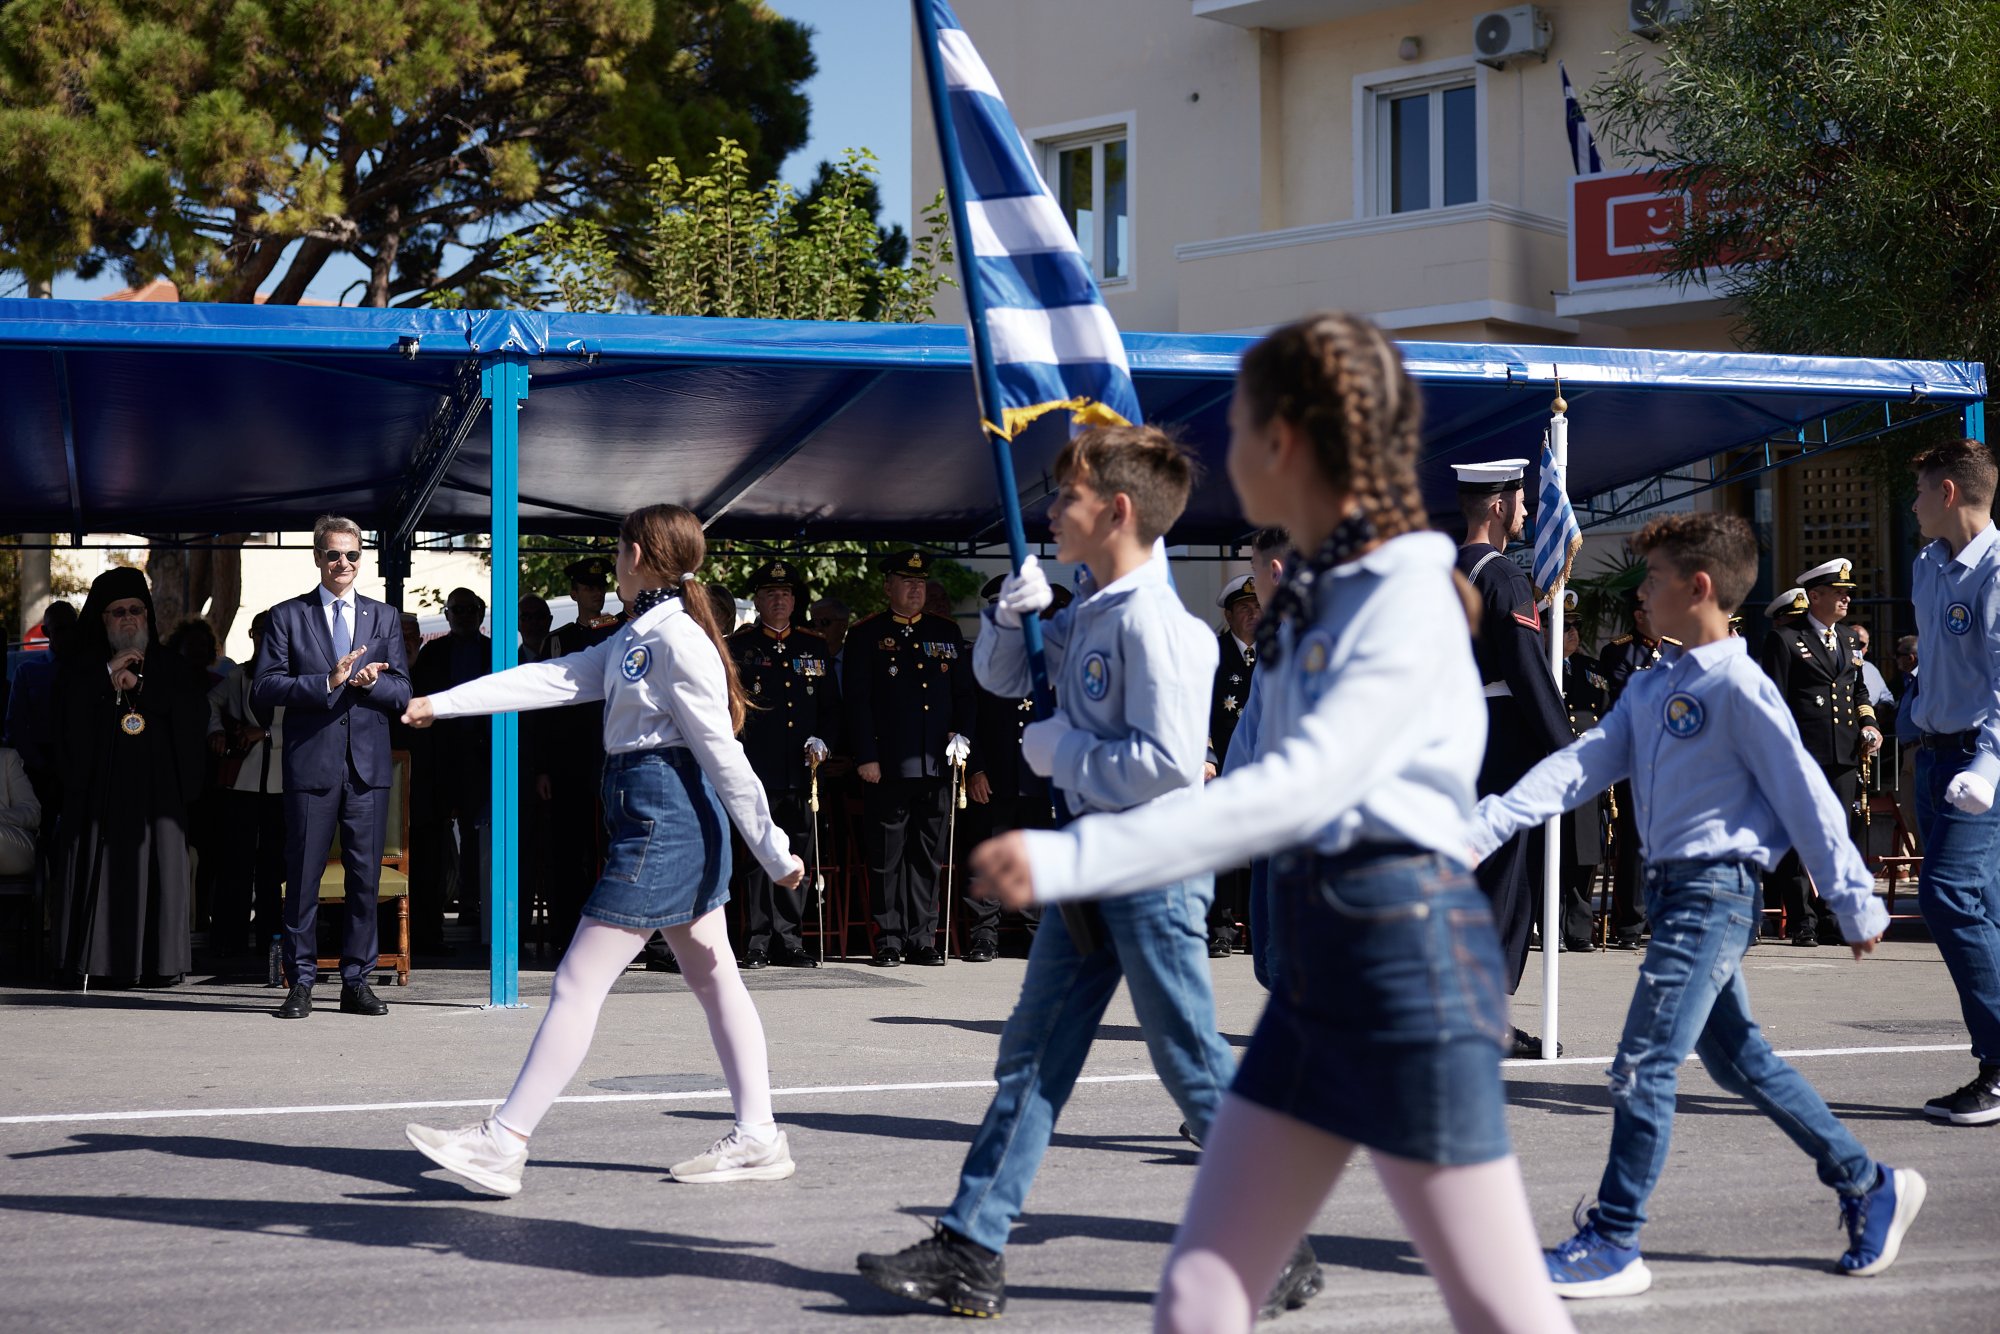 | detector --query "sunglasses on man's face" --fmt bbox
[320,550,362,565]
[105,606,147,620]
